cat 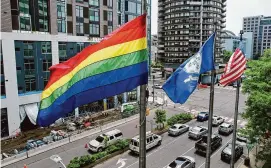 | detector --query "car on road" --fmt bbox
[130,132,162,154]
[188,126,208,140]
[88,129,123,152]
[196,112,209,121]
[218,123,234,135]
[166,156,196,168]
[195,134,222,155]
[221,143,243,163]
[153,84,163,89]
[168,124,190,136]
[212,115,224,126]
